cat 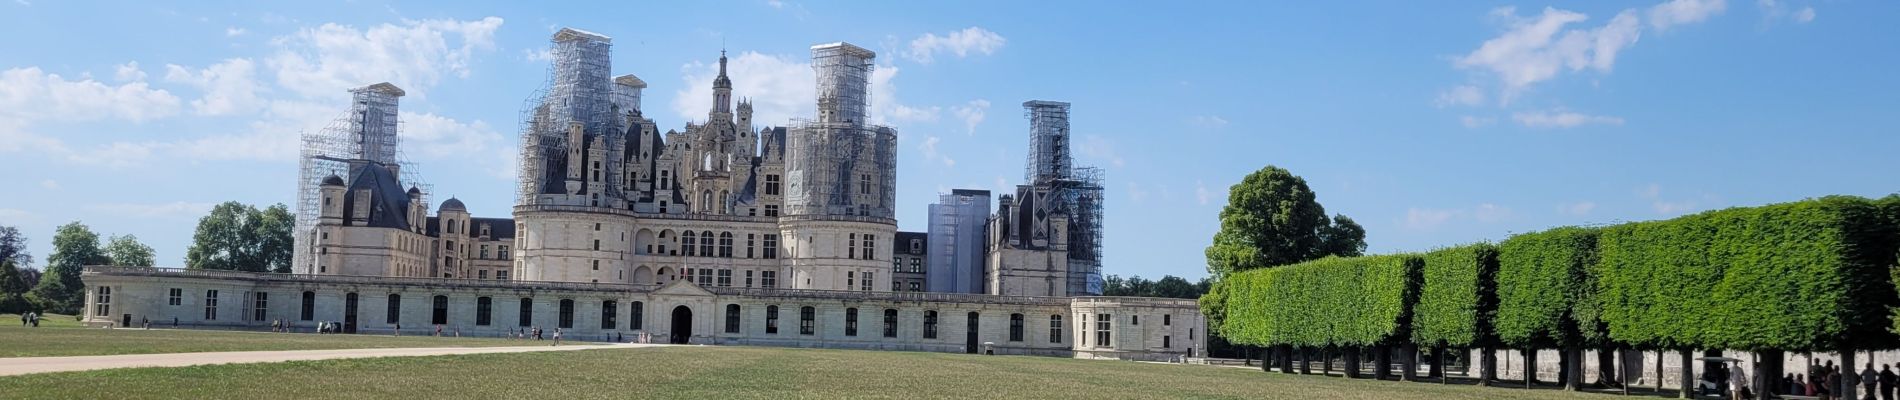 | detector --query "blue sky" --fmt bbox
[2,0,1896,281]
